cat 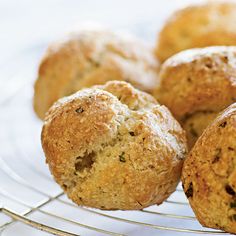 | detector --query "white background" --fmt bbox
[0,0,204,66]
